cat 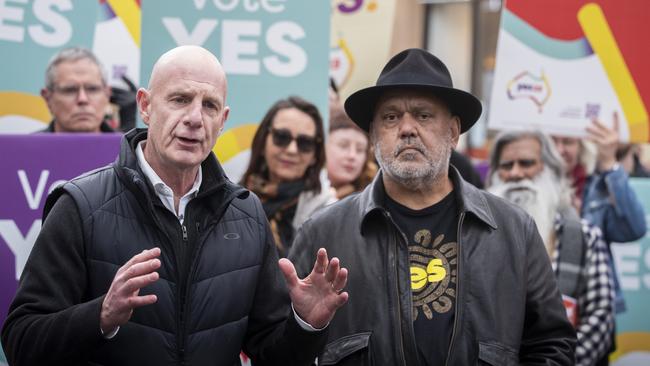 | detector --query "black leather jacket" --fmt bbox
[289,168,576,366]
